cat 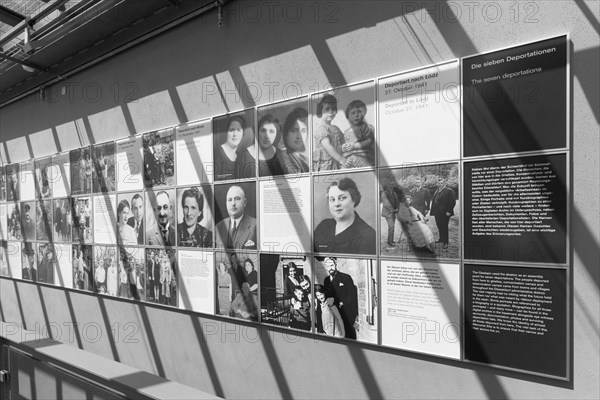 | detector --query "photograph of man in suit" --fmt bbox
[323,257,359,340]
[216,185,256,250]
[146,191,176,246]
[127,193,144,245]
[430,176,456,249]
[410,176,431,217]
